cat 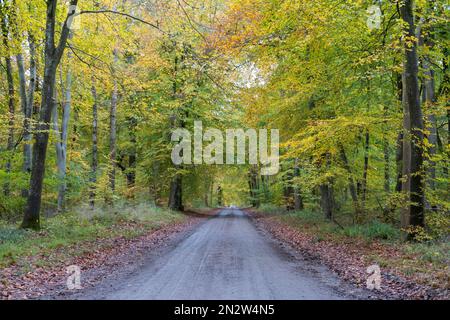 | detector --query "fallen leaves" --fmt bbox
[248,209,449,300]
[0,215,202,300]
